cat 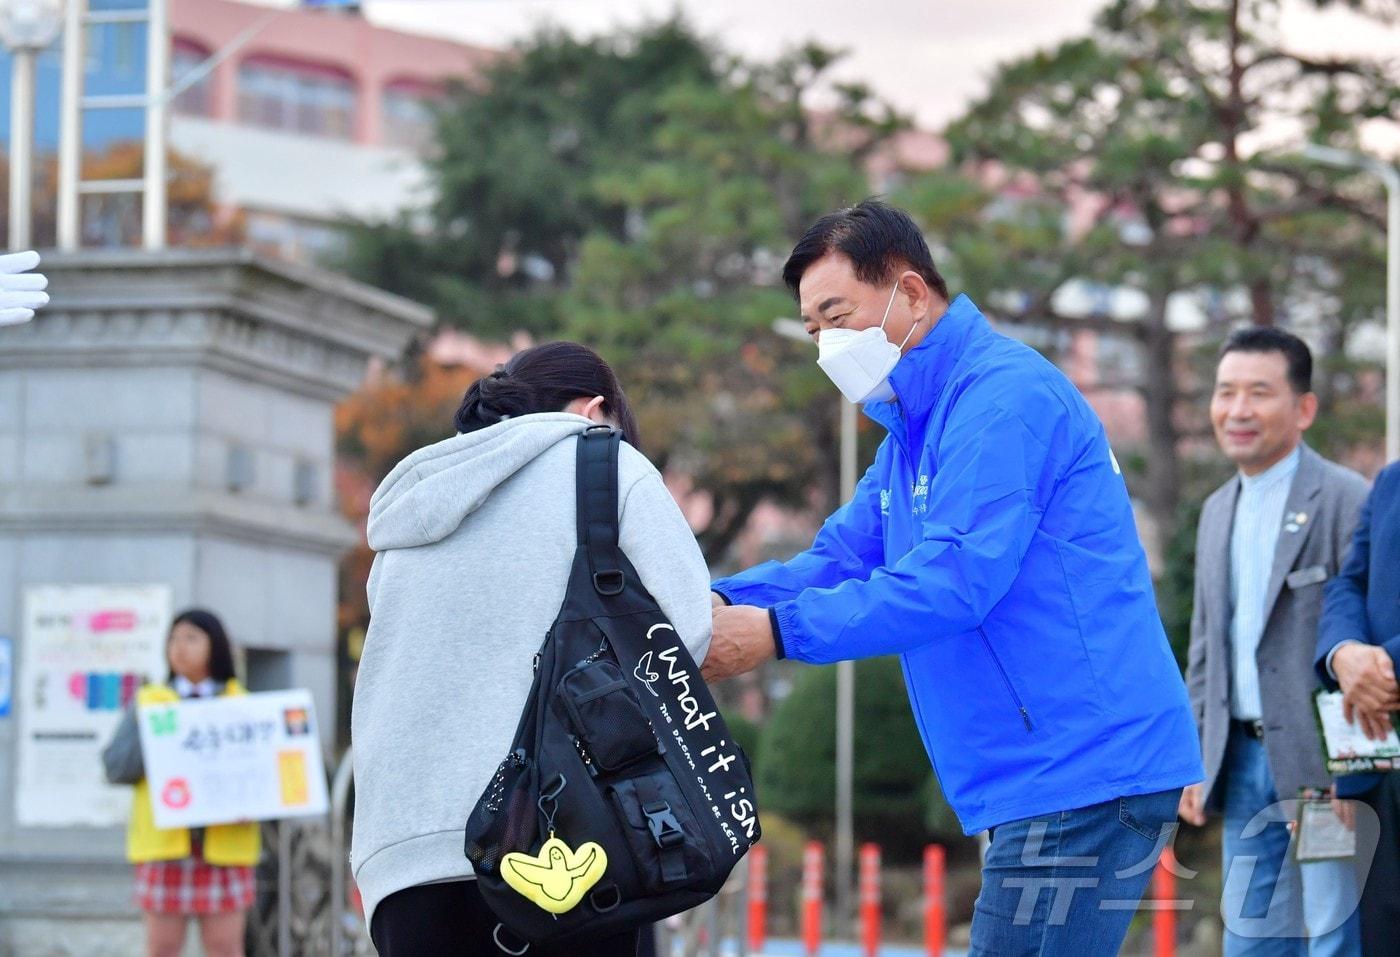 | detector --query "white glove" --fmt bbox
[1,251,50,326]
